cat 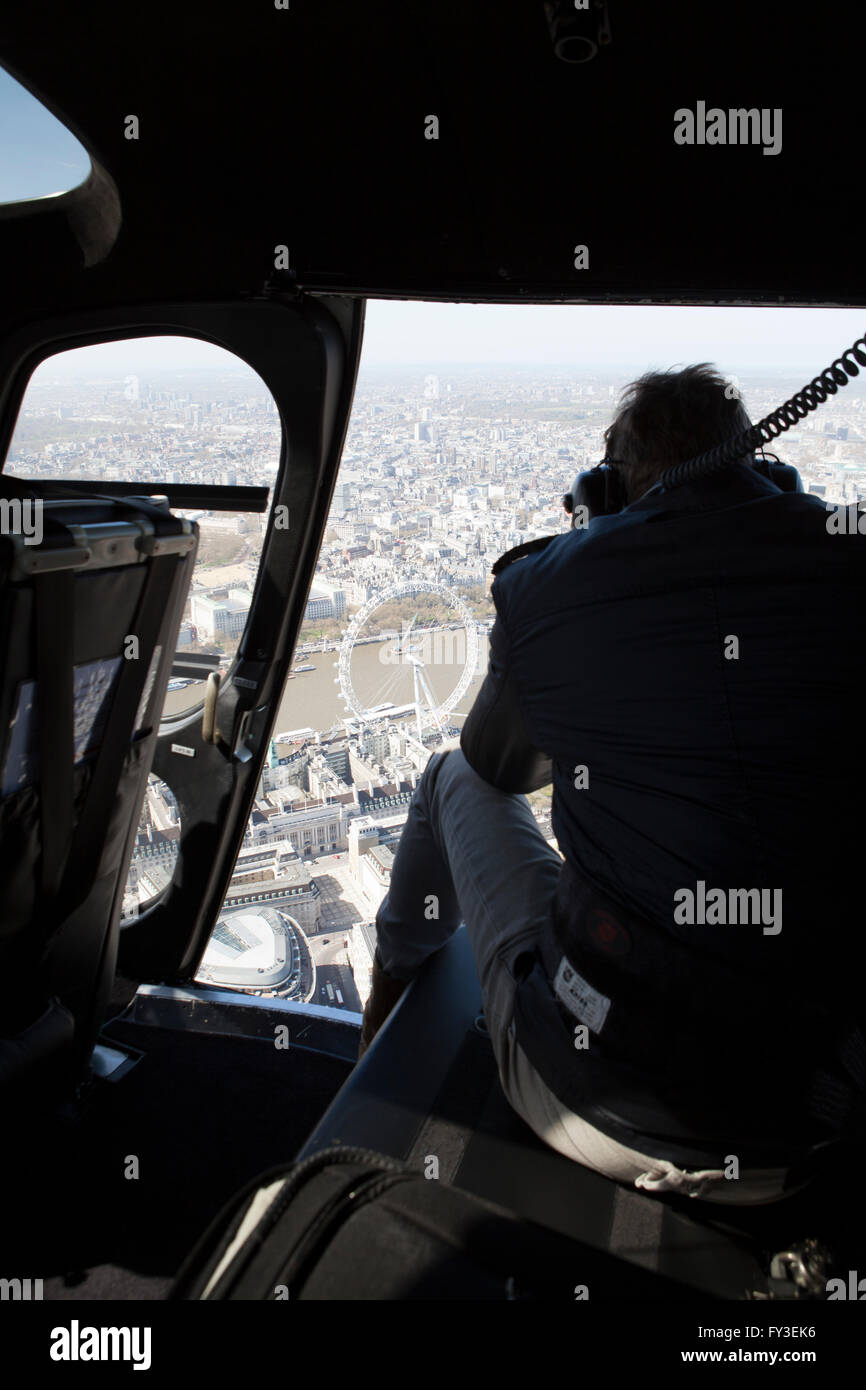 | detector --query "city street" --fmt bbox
[305,852,376,1012]
[309,851,381,923]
